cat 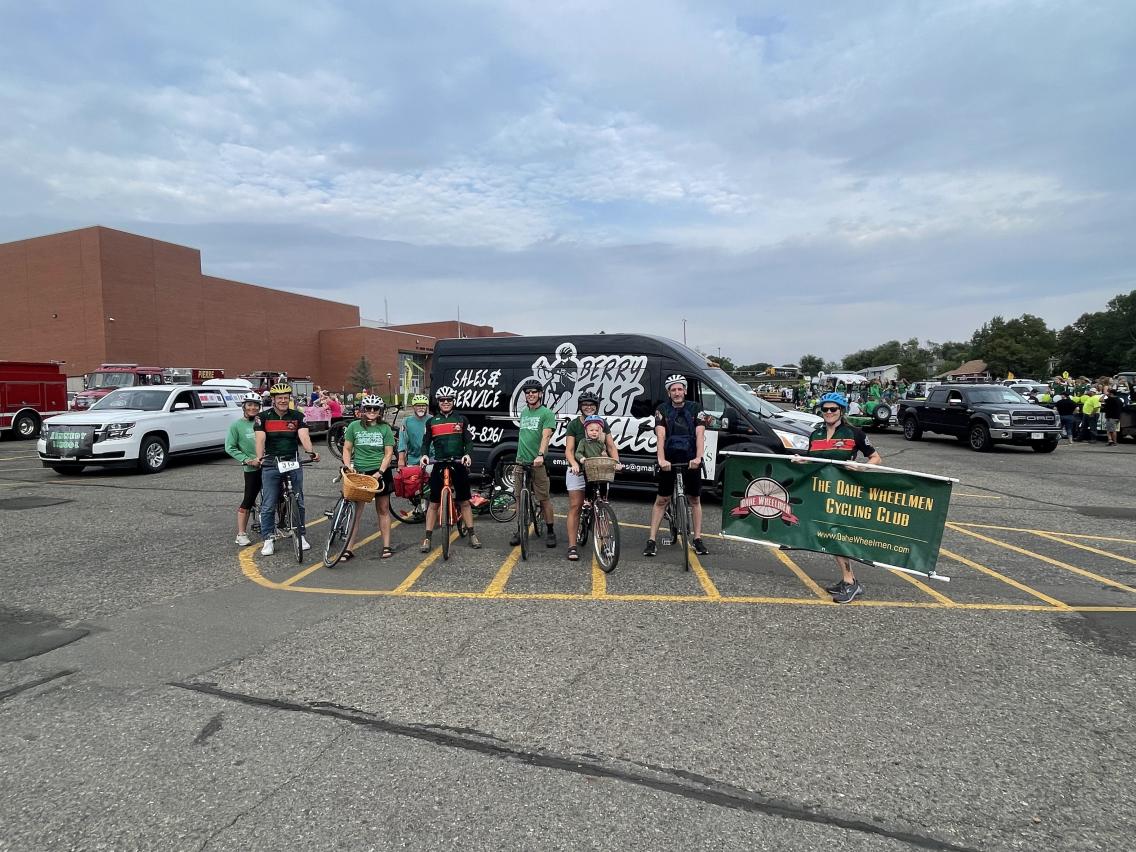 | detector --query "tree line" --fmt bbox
[726,289,1135,381]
